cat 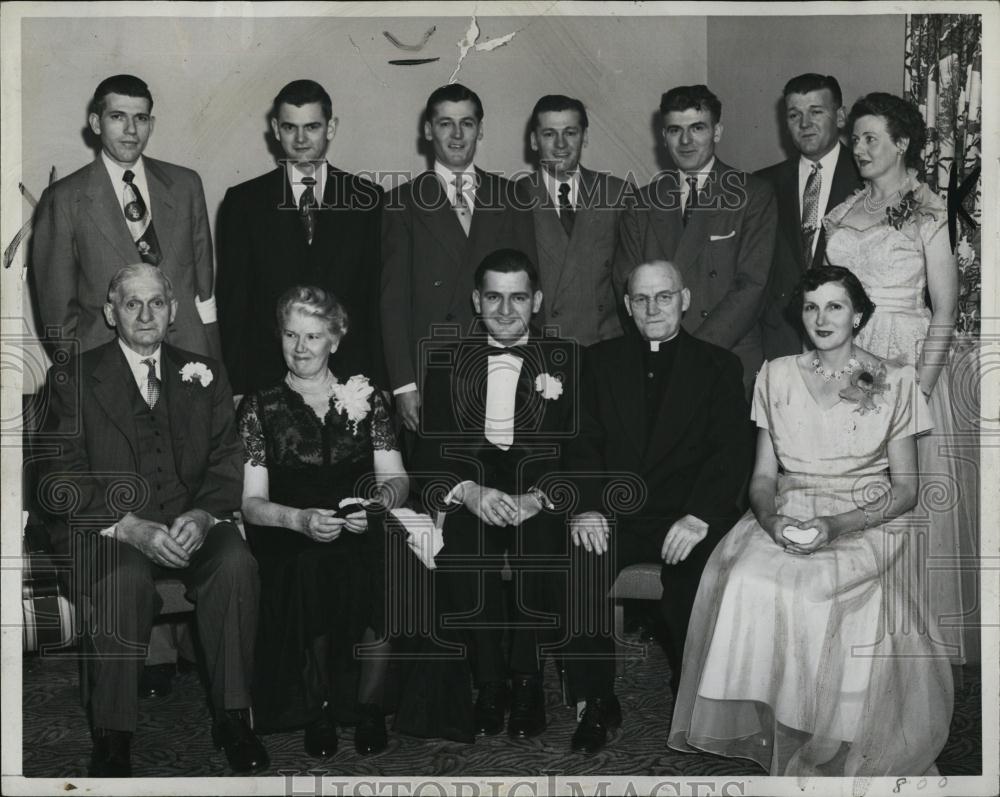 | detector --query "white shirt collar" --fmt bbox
[286,160,328,205]
[101,151,151,217]
[647,330,680,351]
[540,168,579,213]
[435,160,477,206]
[678,157,715,192]
[487,333,529,349]
[798,145,840,182]
[118,339,162,393]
